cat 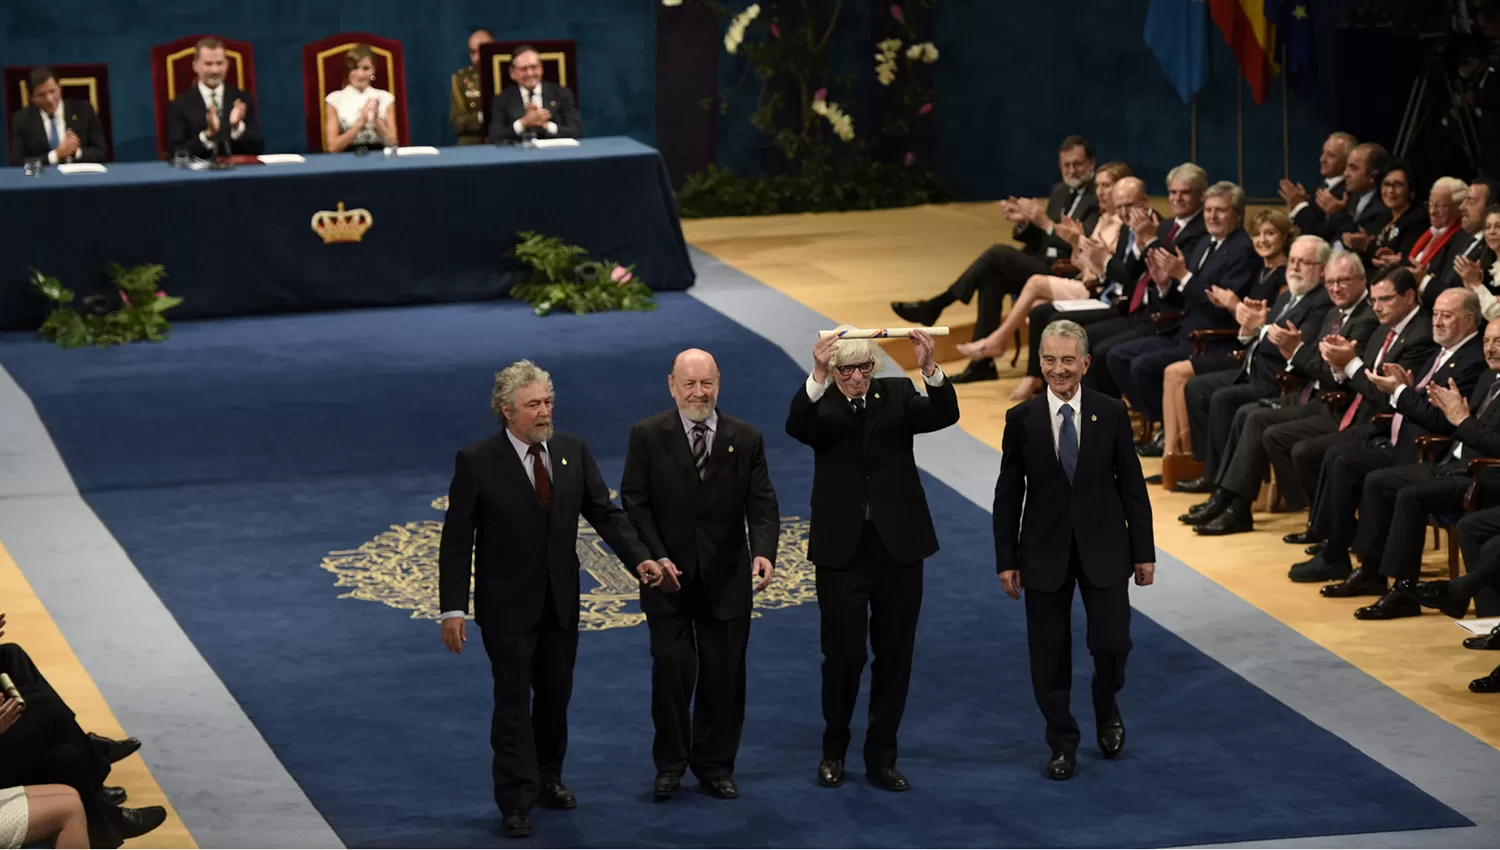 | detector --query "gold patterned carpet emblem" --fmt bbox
[321,496,816,630]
